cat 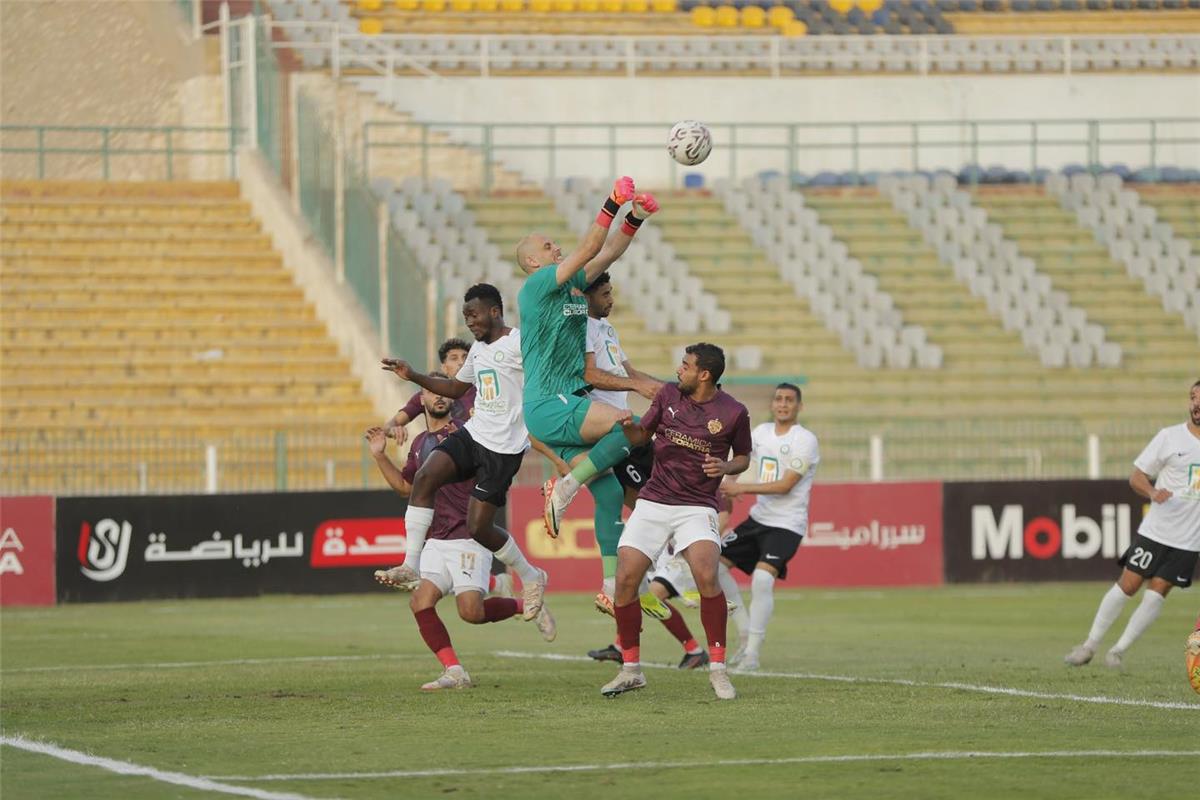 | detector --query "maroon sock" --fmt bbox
[700,594,728,665]
[614,601,642,665]
[483,597,520,623]
[658,601,699,650]
[413,606,458,667]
